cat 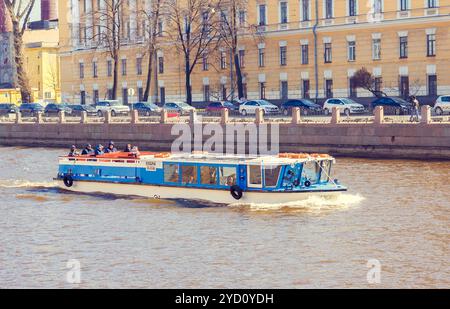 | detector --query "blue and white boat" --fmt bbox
[56,151,347,205]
